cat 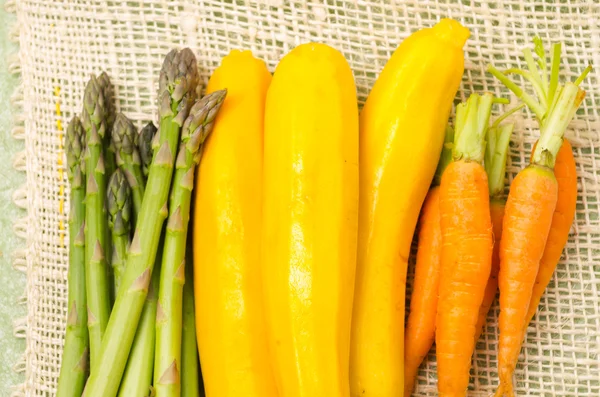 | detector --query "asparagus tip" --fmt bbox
[107,169,132,236]
[158,48,200,122]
